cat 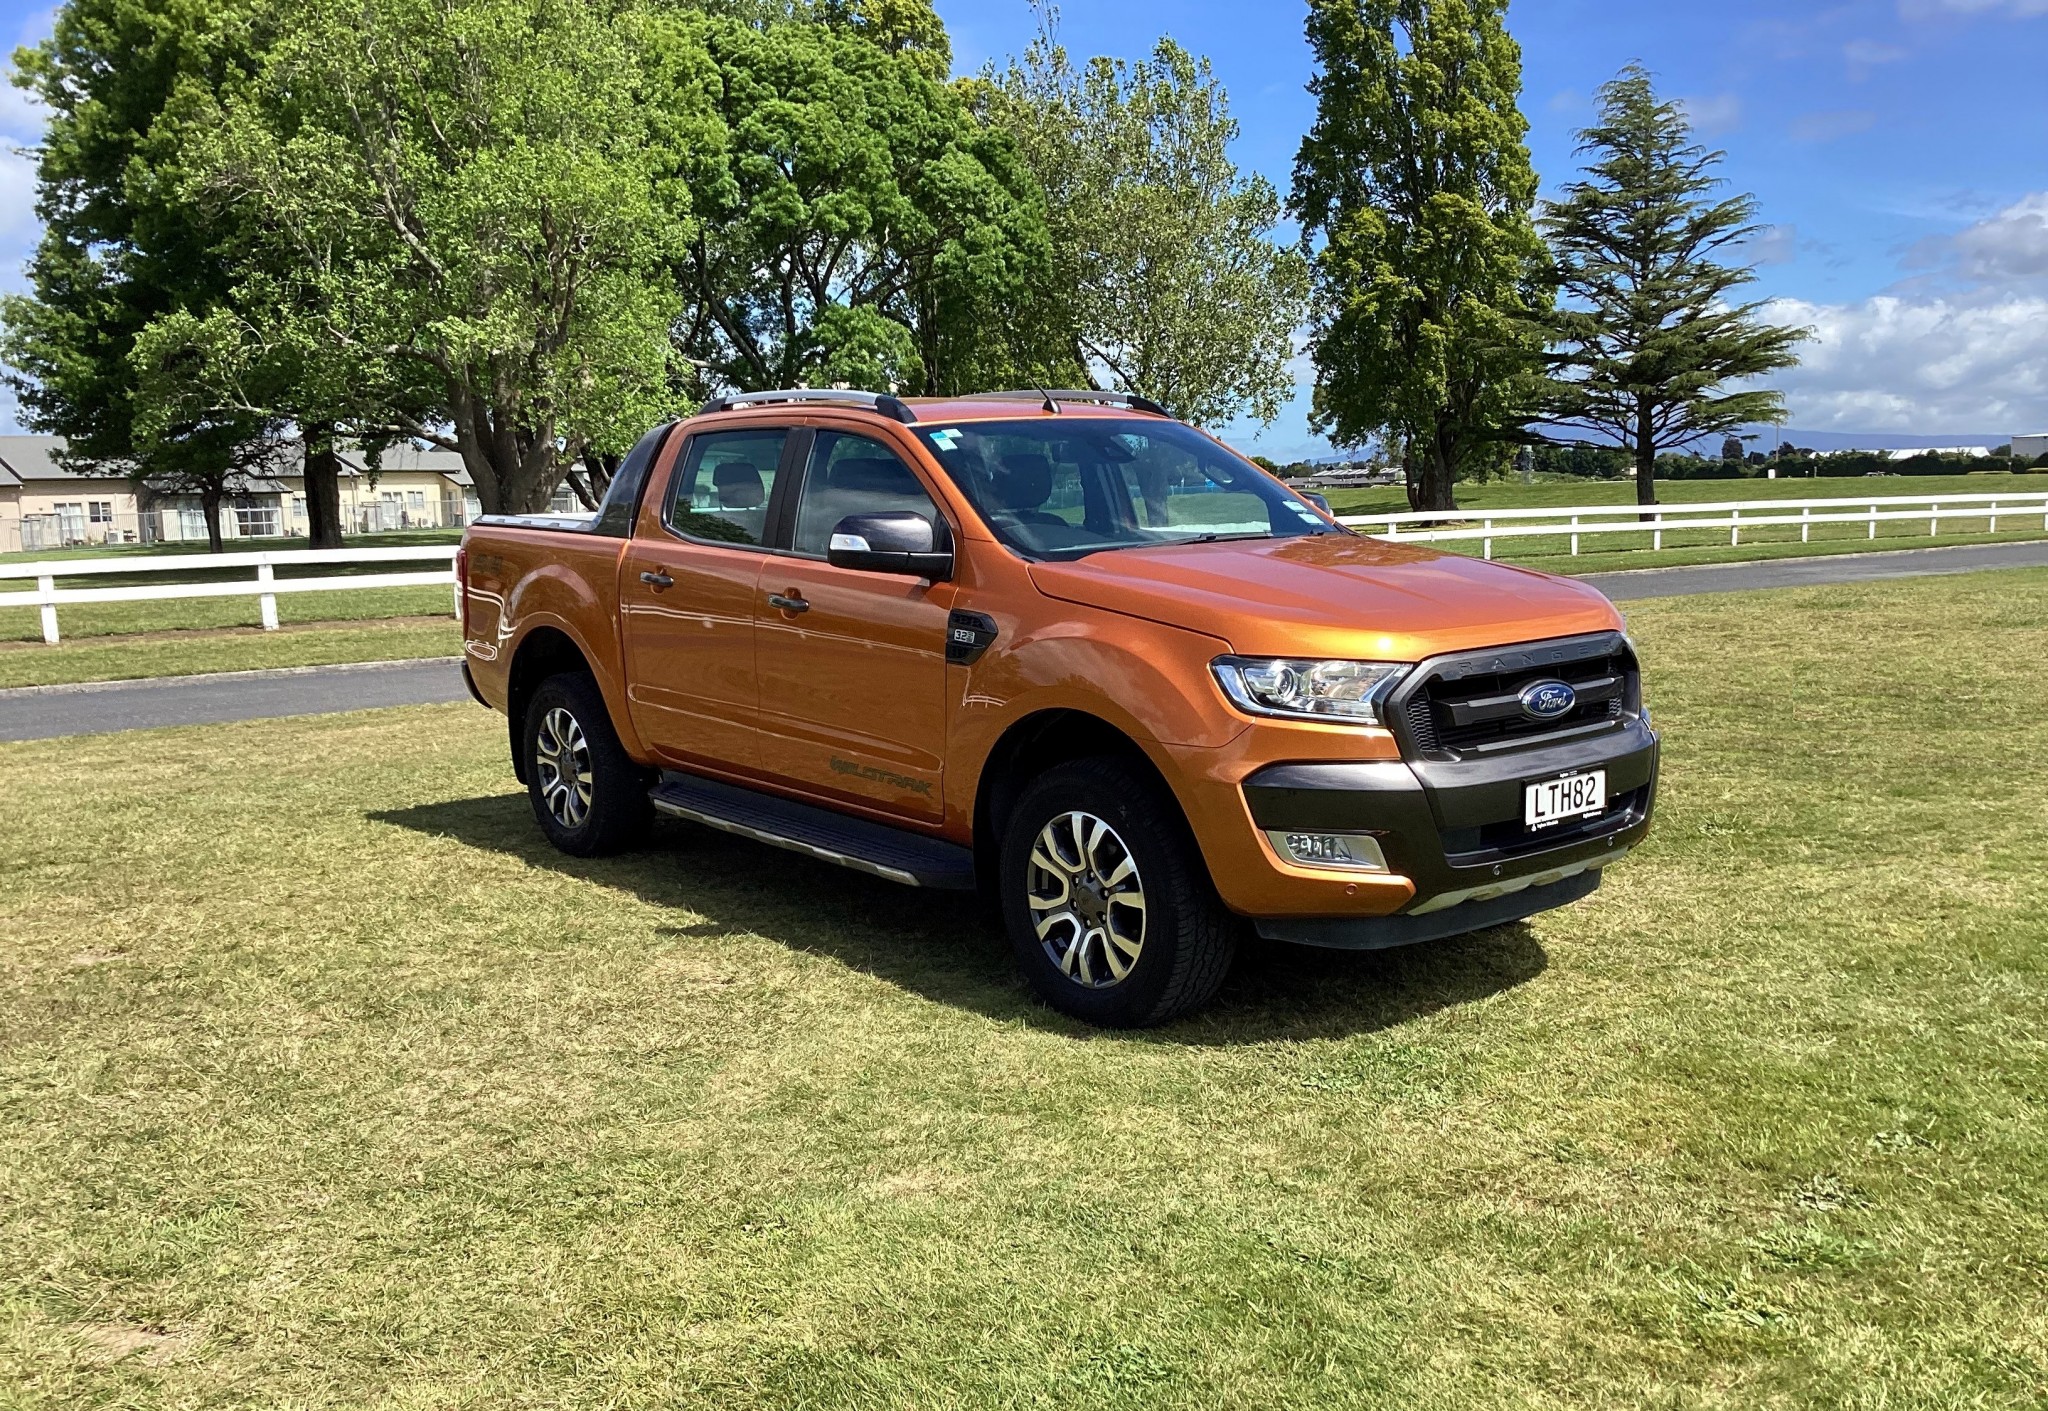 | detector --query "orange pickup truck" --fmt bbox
[457,389,1658,1026]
